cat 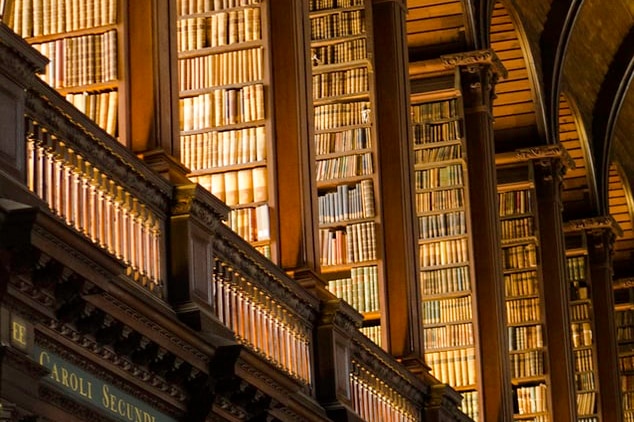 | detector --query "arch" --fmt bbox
[489,0,548,148]
[558,93,598,219]
[608,162,634,269]
[594,27,634,216]
[539,0,585,145]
